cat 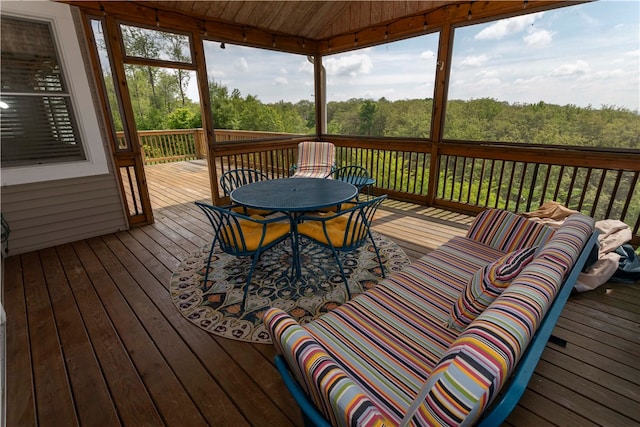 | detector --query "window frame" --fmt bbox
[1,1,109,186]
